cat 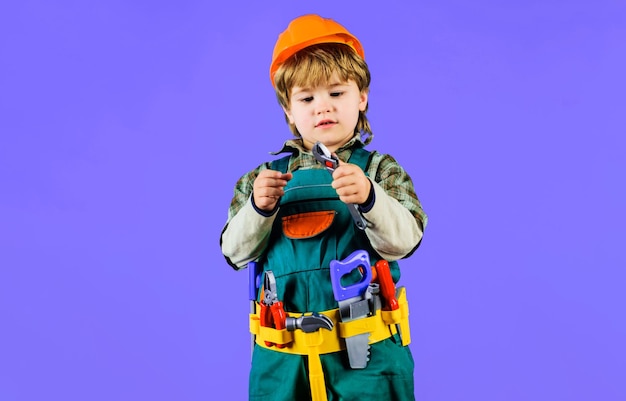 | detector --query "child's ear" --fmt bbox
[359,90,369,112]
[282,106,295,124]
